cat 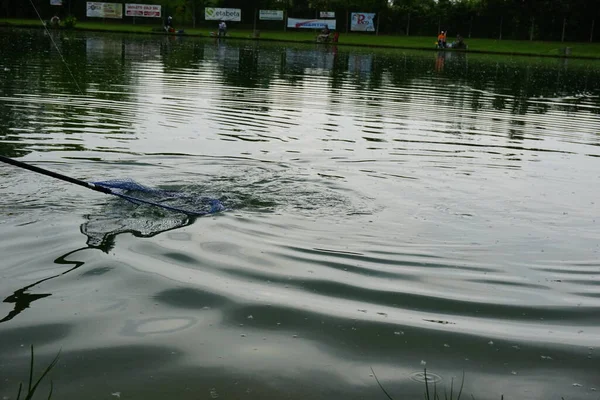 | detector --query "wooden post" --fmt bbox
[529,16,534,41]
[499,15,503,40]
[346,9,349,34]
[192,1,196,28]
[591,19,595,42]
[561,17,566,42]
[406,12,410,36]
[284,0,288,32]
[376,11,380,36]
[253,8,257,34]
[468,15,473,38]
